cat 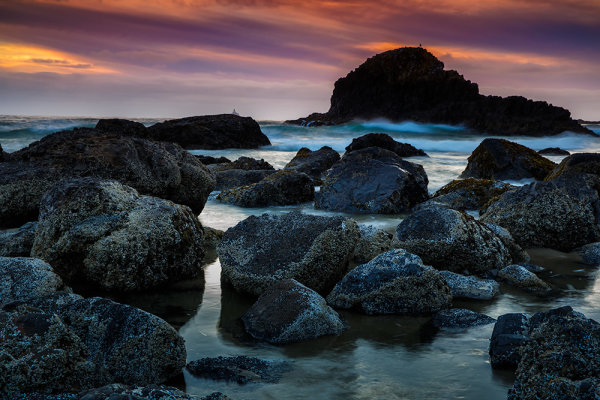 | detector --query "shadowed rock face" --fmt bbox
[284,146,341,184]
[345,133,427,157]
[430,178,515,211]
[287,47,591,136]
[0,222,38,257]
[0,257,67,304]
[546,153,600,180]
